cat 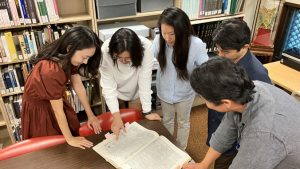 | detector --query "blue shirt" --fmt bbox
[153,35,208,104]
[207,49,272,155]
